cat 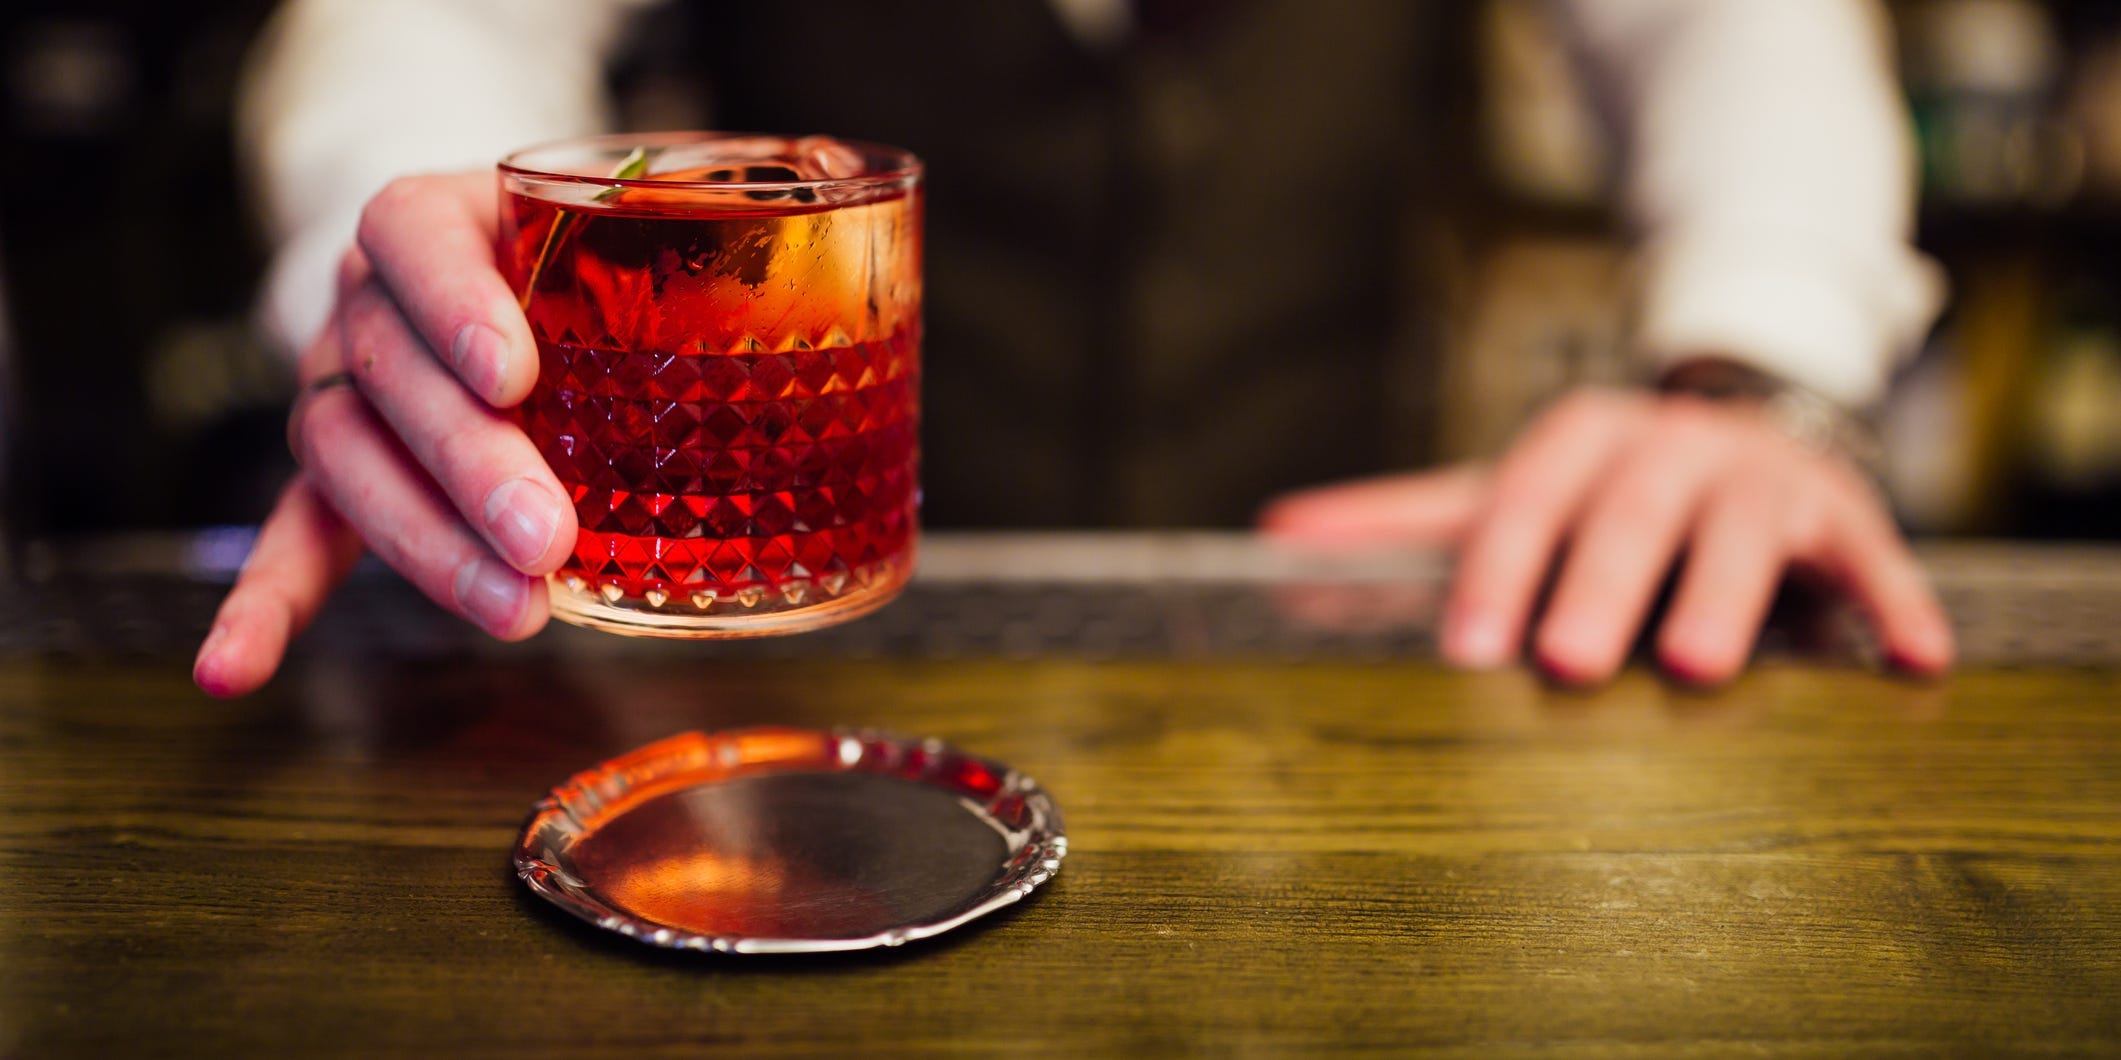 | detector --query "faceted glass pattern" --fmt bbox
[500,134,922,637]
